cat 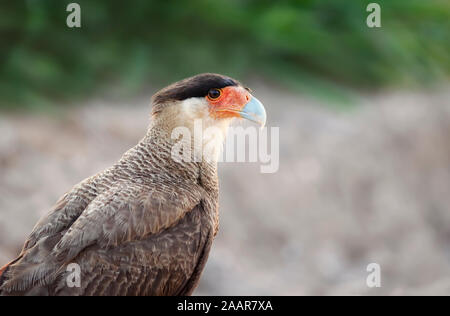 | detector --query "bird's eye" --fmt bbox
[207,88,221,100]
